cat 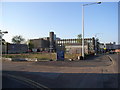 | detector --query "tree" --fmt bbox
[1,39,5,45]
[77,34,82,43]
[12,35,25,44]
[28,40,34,50]
[77,34,82,39]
